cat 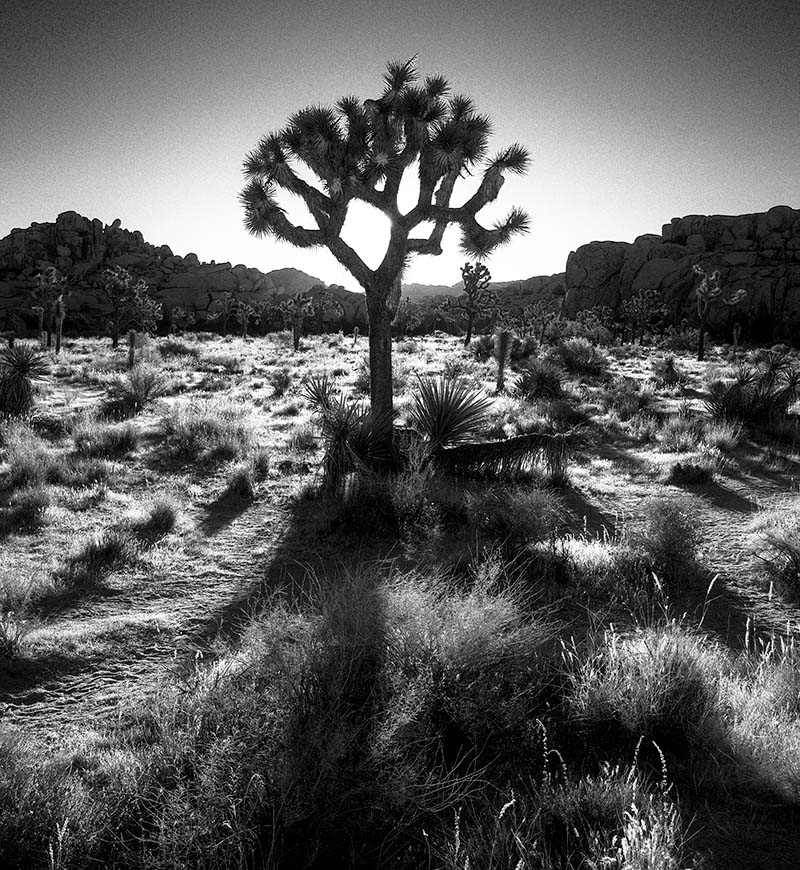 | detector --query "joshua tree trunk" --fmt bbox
[697,321,707,362]
[366,288,394,420]
[464,314,474,346]
[292,317,301,351]
[54,297,65,356]
[128,330,137,369]
[45,308,54,350]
